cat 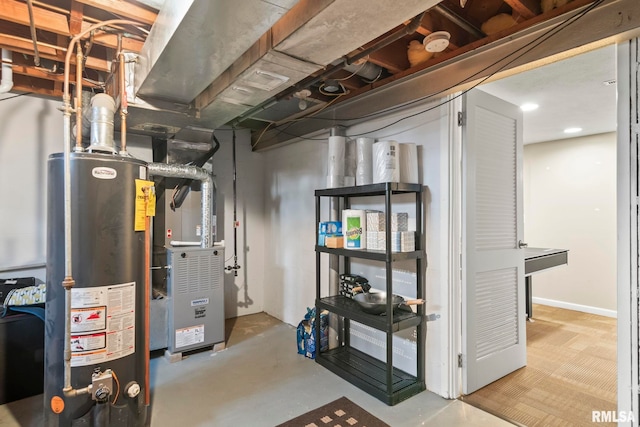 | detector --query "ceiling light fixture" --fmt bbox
[322,79,341,93]
[294,89,312,111]
[564,127,582,134]
[520,103,539,112]
[423,31,451,53]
